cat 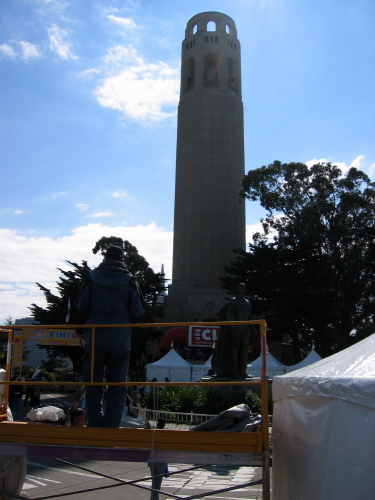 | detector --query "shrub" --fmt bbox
[143,386,266,415]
